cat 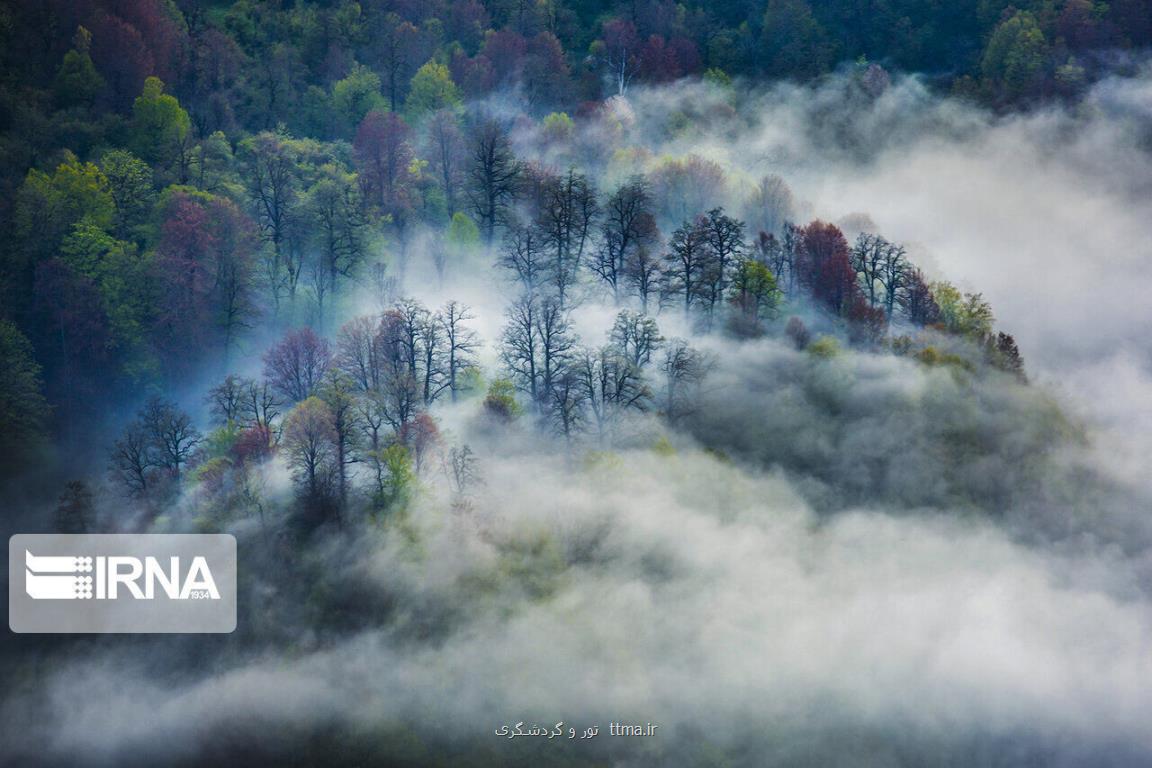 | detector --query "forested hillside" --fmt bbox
[3,1,1152,766]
